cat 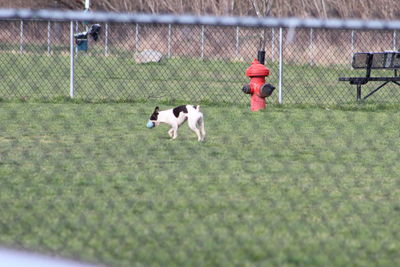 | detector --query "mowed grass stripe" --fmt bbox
[0,102,399,266]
